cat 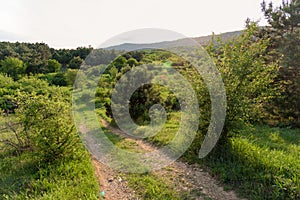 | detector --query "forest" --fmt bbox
[0,1,299,199]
